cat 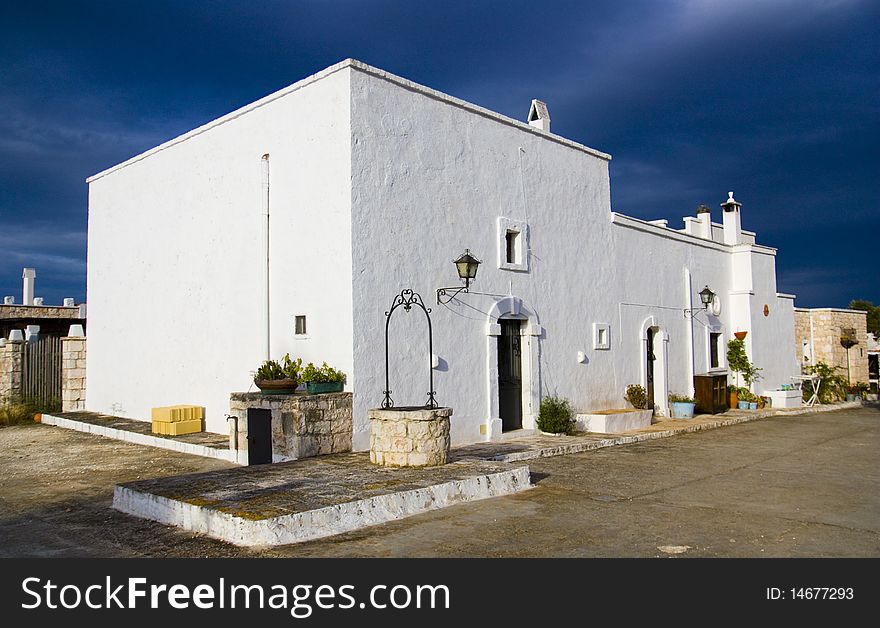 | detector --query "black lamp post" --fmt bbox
[437,249,481,304]
[684,285,716,318]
